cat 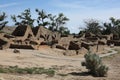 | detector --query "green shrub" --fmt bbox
[0,66,55,76]
[82,52,109,77]
[0,68,6,73]
[43,68,55,77]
